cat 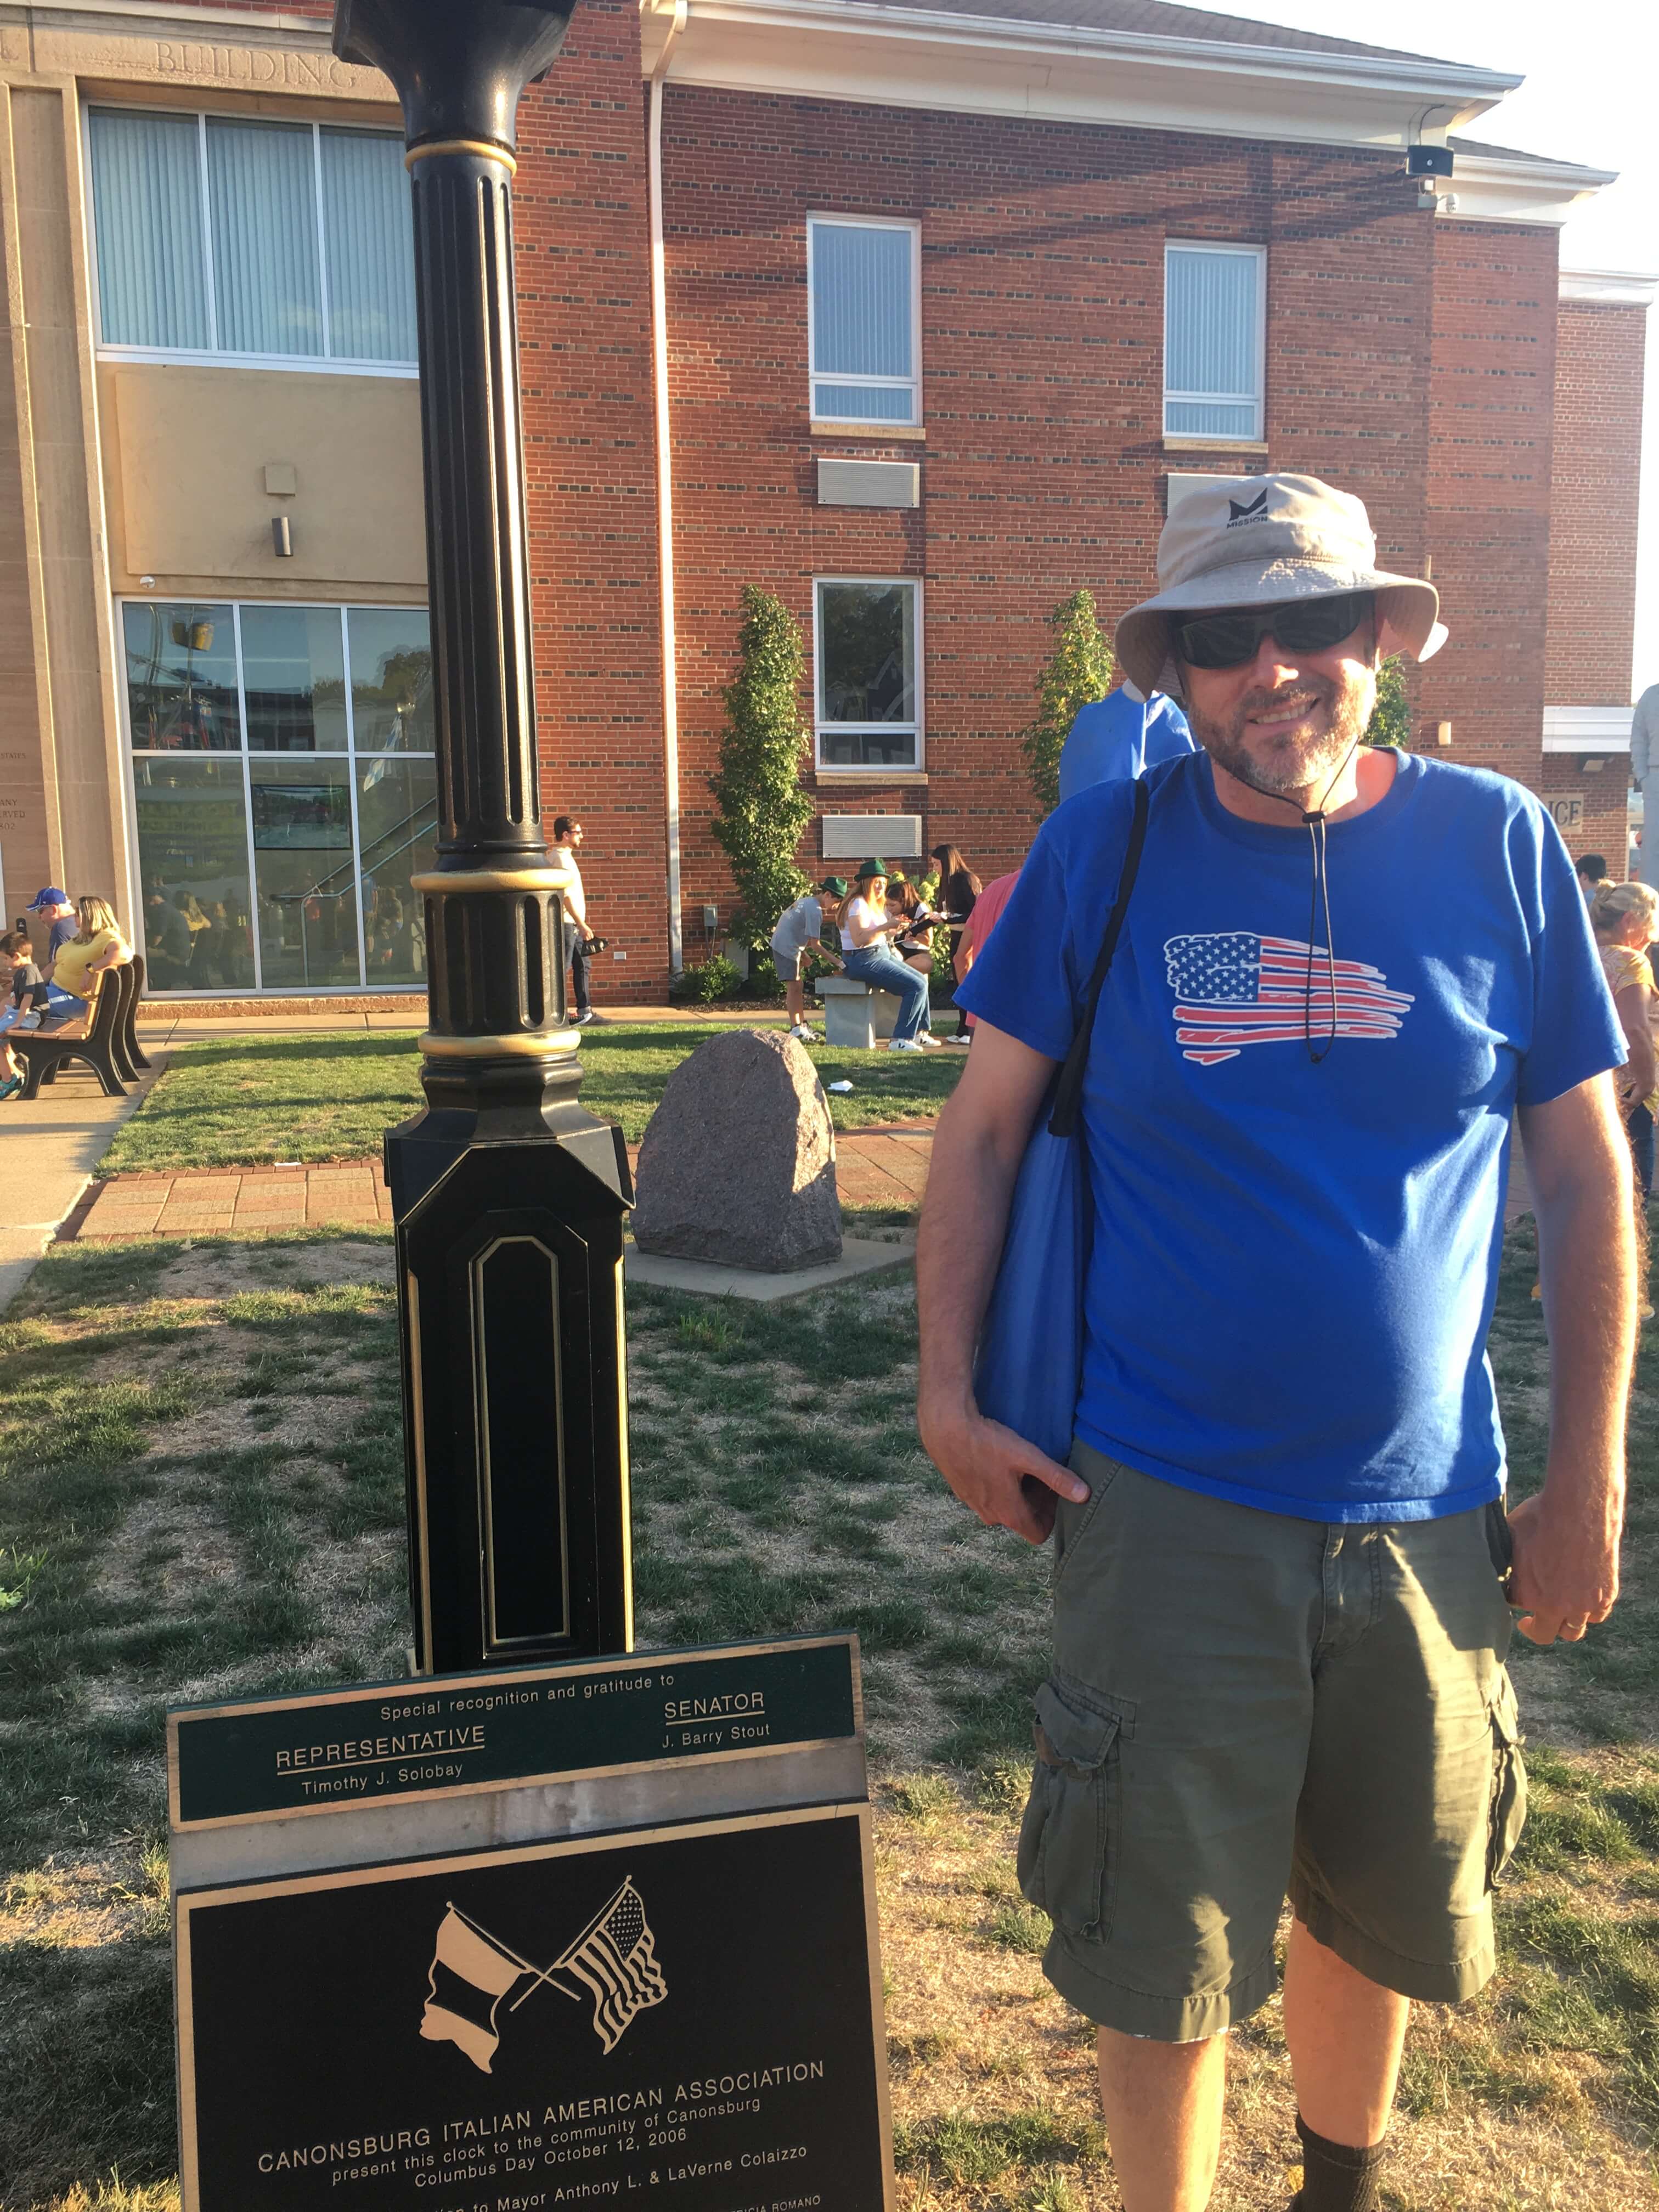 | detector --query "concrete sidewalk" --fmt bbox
[0,1055,168,1308]
[134,1003,806,1042]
